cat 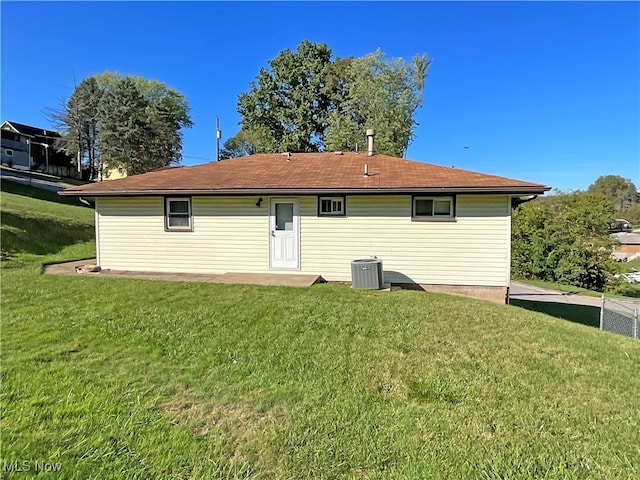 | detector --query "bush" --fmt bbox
[512,191,616,291]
